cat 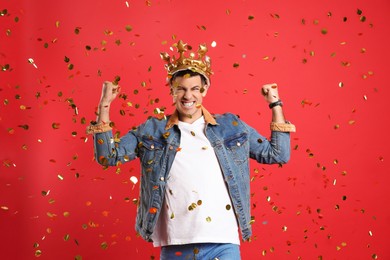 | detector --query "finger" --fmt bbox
[112,86,121,94]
